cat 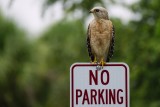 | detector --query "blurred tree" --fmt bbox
[42,0,114,19]
[0,12,31,107]
[1,0,160,107]
[128,0,160,106]
[0,11,60,107]
[36,19,87,107]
